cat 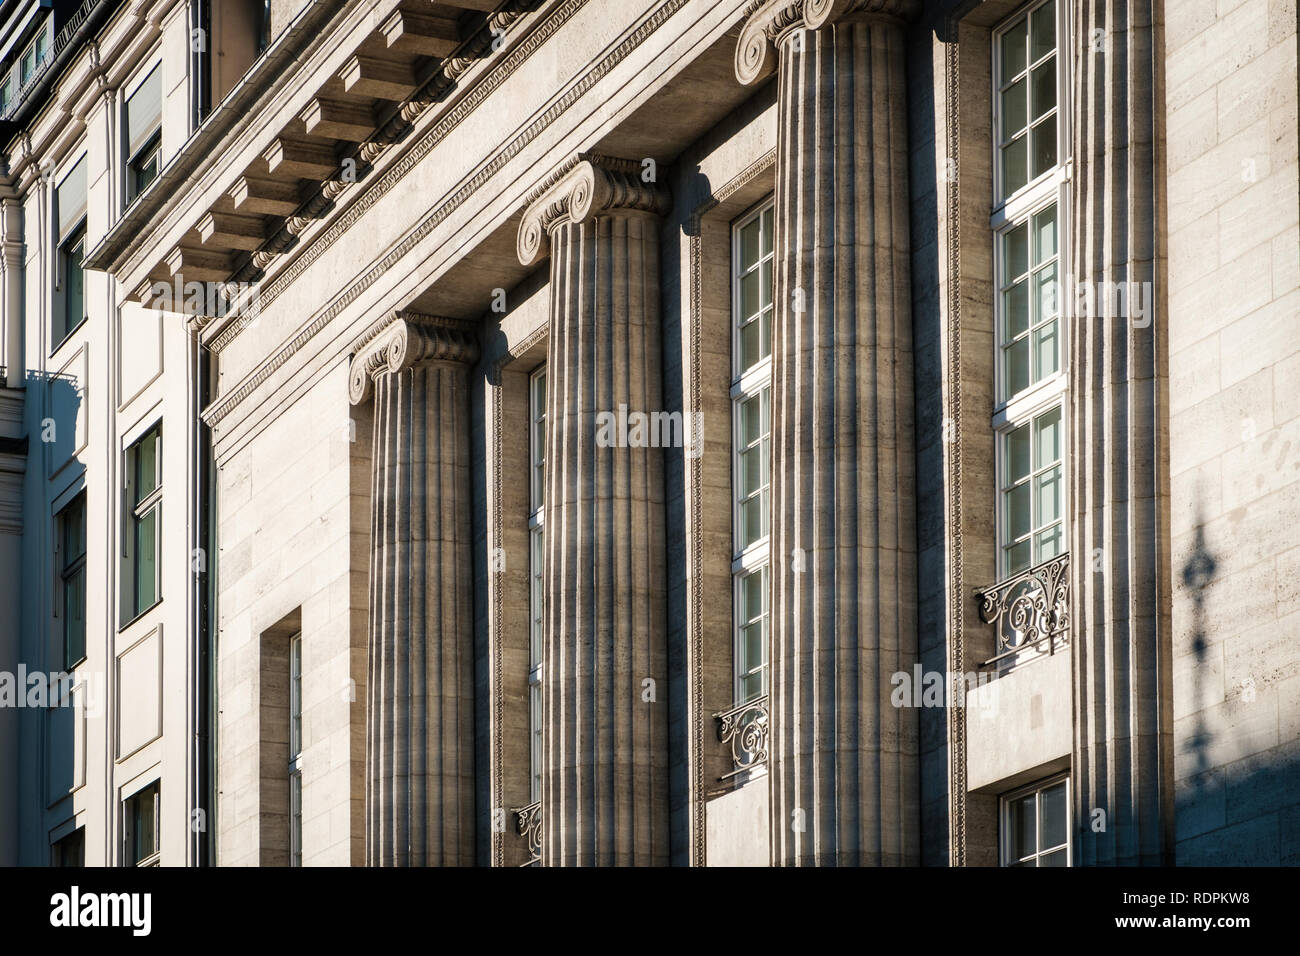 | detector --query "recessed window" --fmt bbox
[289,633,303,867]
[124,65,162,206]
[124,782,160,866]
[1001,775,1070,866]
[54,155,88,346]
[52,827,85,867]
[57,493,87,669]
[123,425,162,622]
[995,0,1059,199]
[528,365,546,803]
[731,199,773,704]
[992,0,1069,584]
